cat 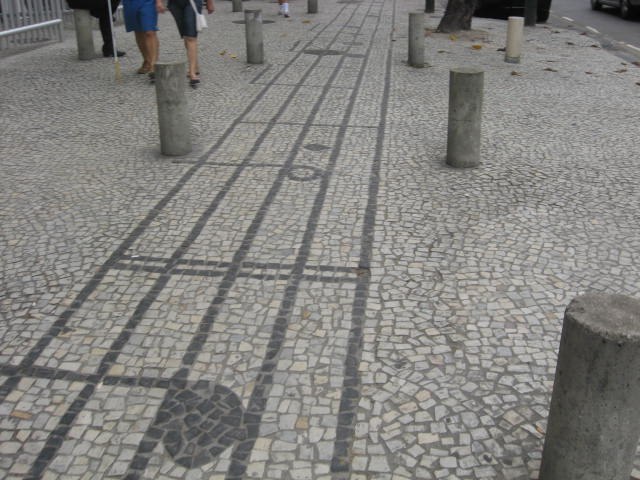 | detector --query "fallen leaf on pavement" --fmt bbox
[219,50,226,55]
[615,68,628,73]
[566,41,575,46]
[229,54,237,59]
[302,19,310,23]
[544,67,558,72]
[590,44,600,48]
[511,71,522,76]
[585,71,592,74]
[633,61,640,67]
[471,44,482,50]
[497,47,506,51]
[449,34,457,41]
[11,410,32,420]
